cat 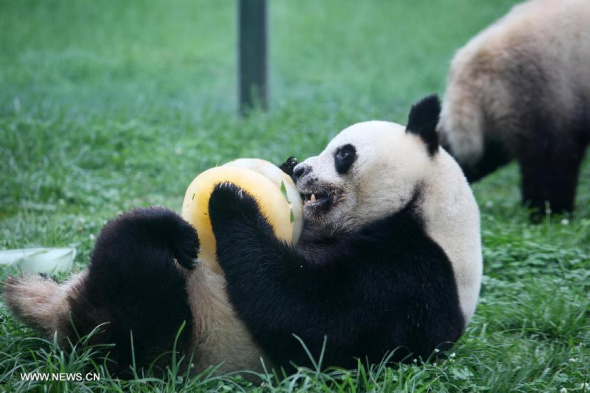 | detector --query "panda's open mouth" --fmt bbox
[302,192,329,206]
[300,189,338,213]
